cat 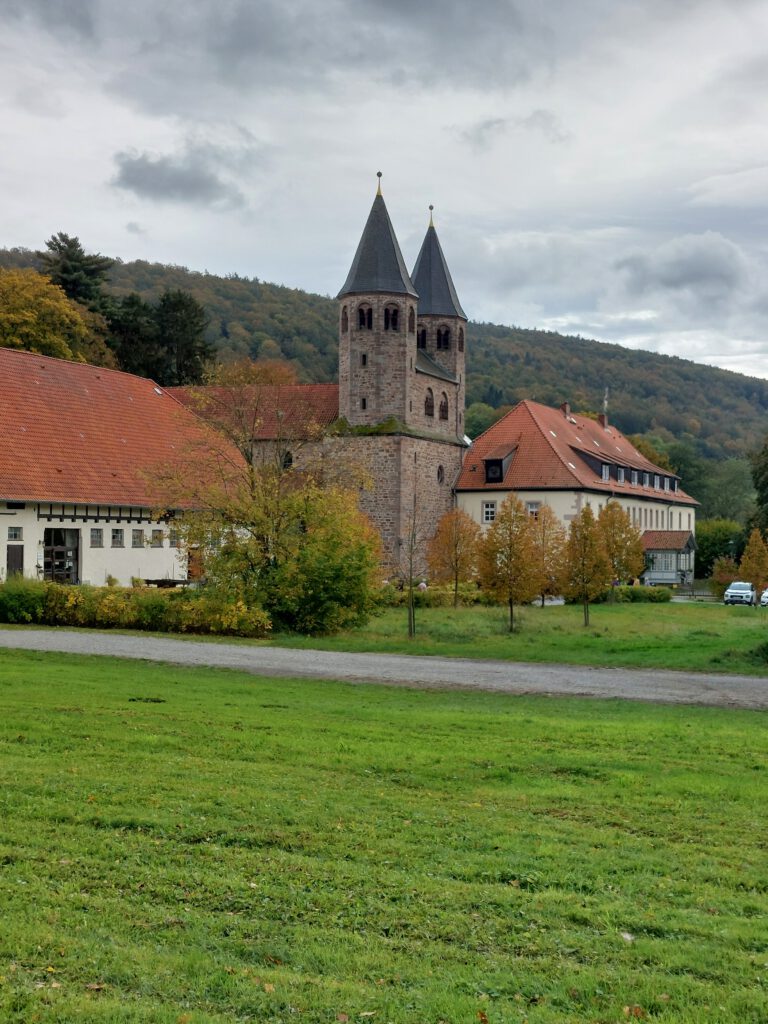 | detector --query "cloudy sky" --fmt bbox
[2,0,767,376]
